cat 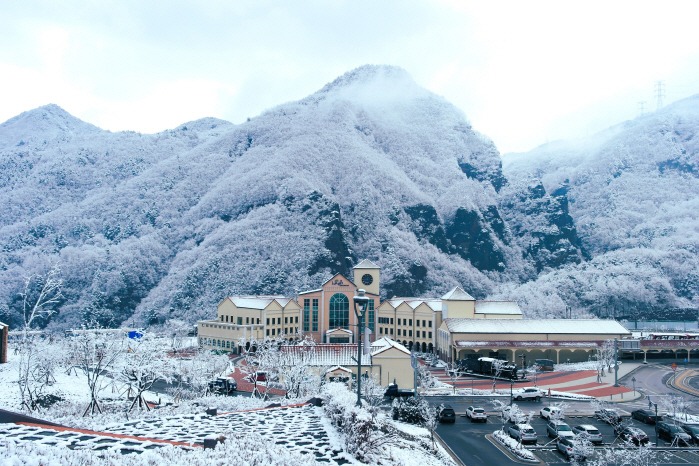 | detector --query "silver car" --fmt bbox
[508,423,538,445]
[572,424,604,444]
